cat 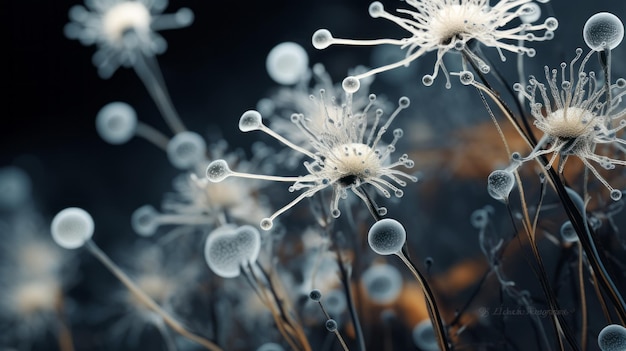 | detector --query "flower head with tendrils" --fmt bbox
[64,0,194,78]
[312,0,558,89]
[206,85,417,230]
[514,48,626,200]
